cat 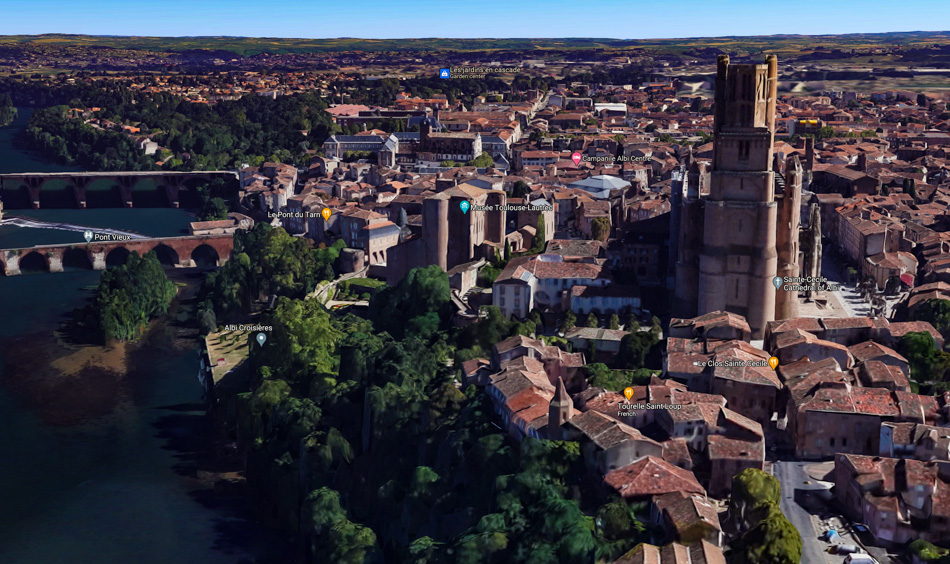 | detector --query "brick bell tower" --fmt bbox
[697,55,780,339]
